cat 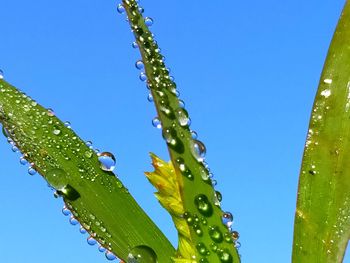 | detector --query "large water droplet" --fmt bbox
[191,140,206,162]
[0,69,4,79]
[127,245,158,263]
[98,152,116,172]
[144,17,154,27]
[46,168,68,189]
[194,194,213,217]
[175,108,191,127]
